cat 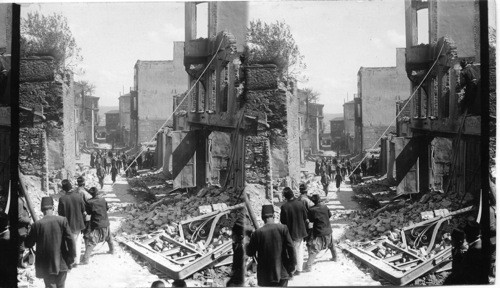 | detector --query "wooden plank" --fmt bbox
[162,247,181,256]
[179,203,245,226]
[172,130,198,180]
[395,135,432,185]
